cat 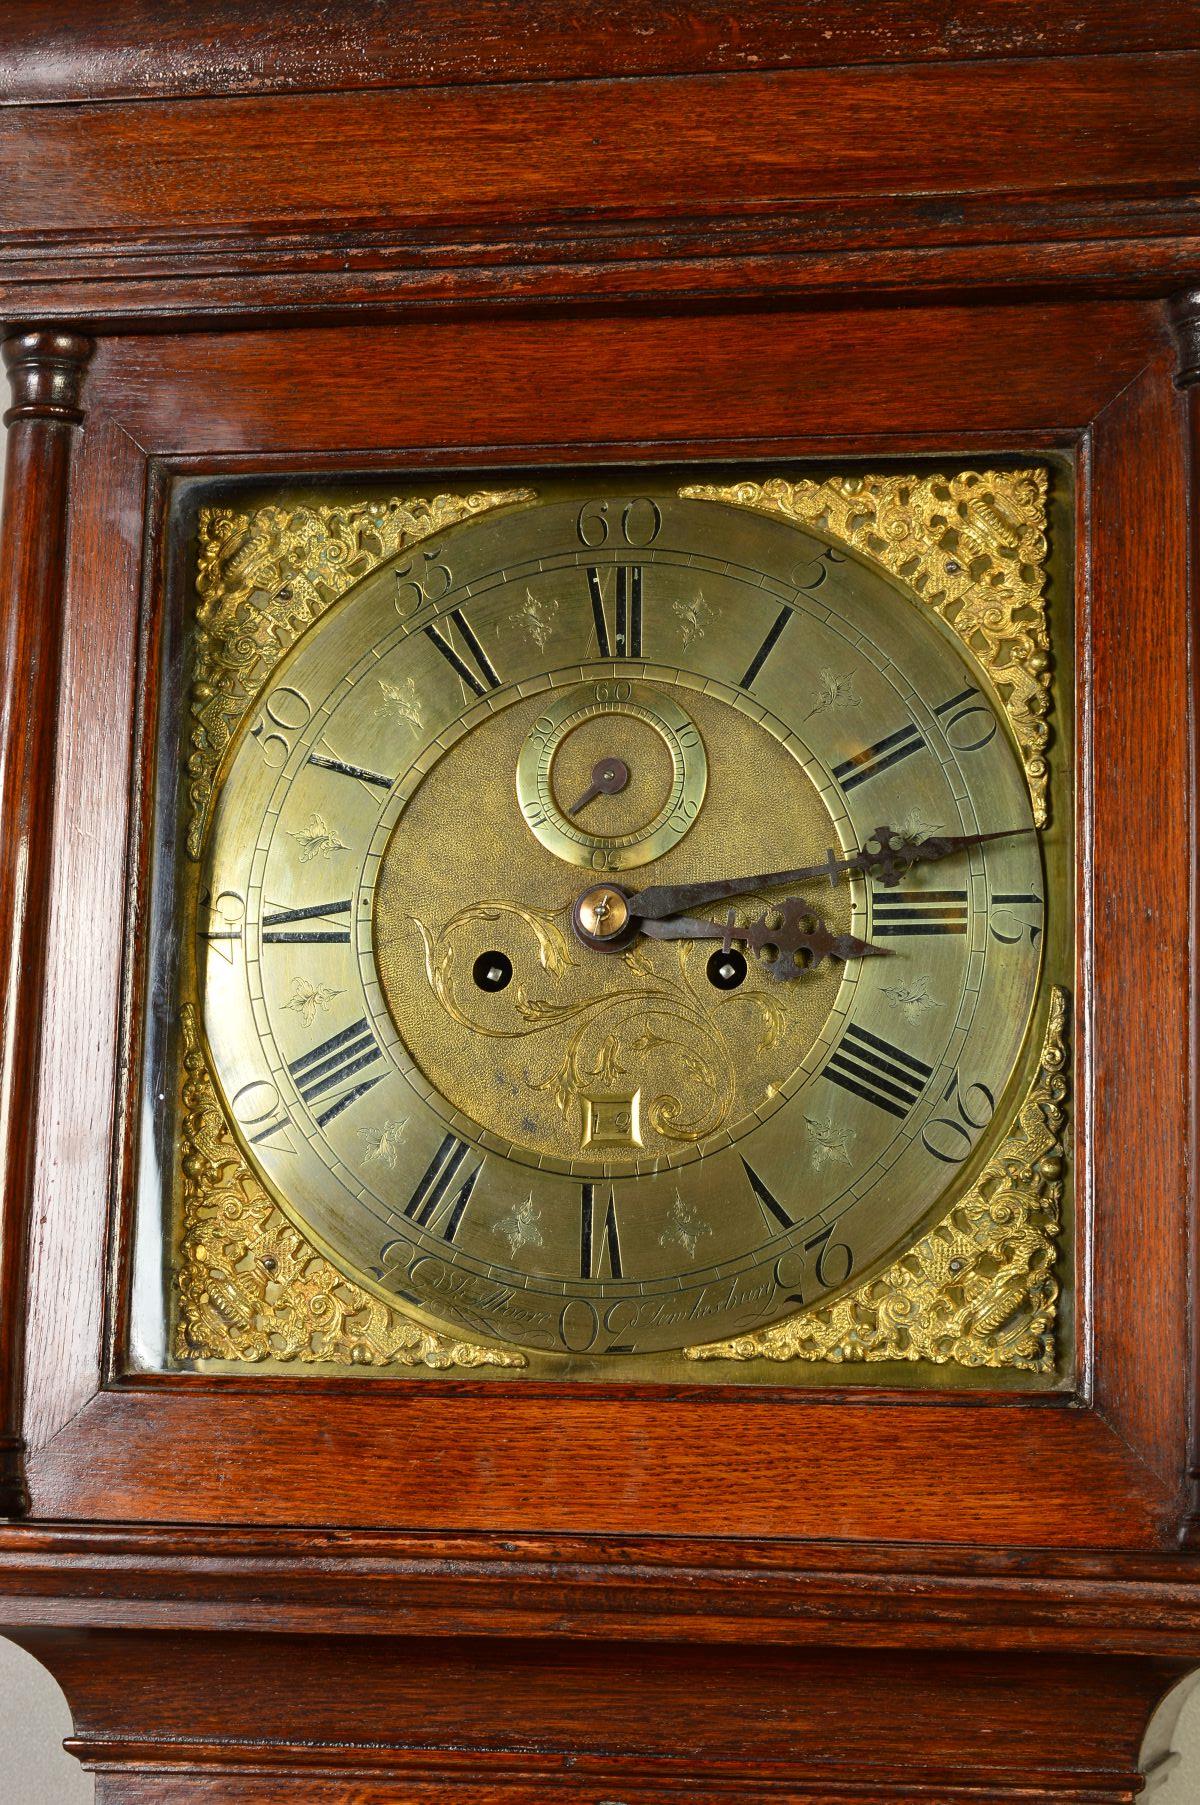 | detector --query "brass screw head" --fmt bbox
[576,886,631,940]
